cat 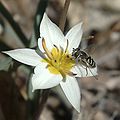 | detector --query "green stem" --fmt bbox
[59,0,71,32]
[34,89,50,120]
[34,0,48,40]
